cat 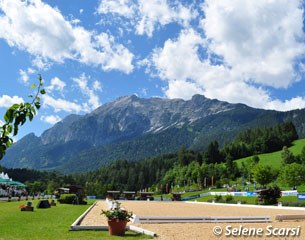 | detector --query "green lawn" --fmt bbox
[0,200,150,240]
[193,195,258,204]
[153,188,227,200]
[235,138,305,169]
